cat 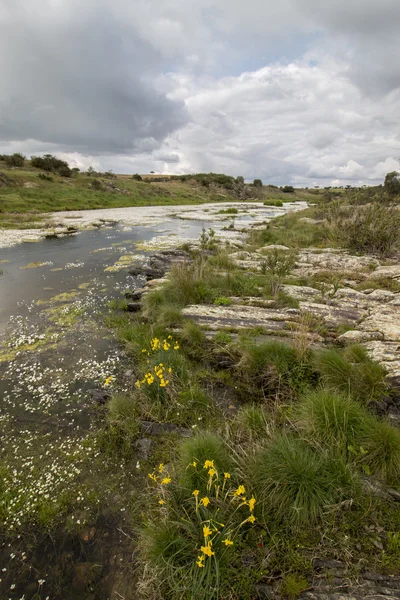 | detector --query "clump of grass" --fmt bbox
[213,296,232,306]
[236,339,314,399]
[297,388,400,483]
[234,405,272,440]
[218,207,238,214]
[264,200,283,207]
[178,433,232,490]
[314,346,387,403]
[247,434,355,528]
[296,389,368,452]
